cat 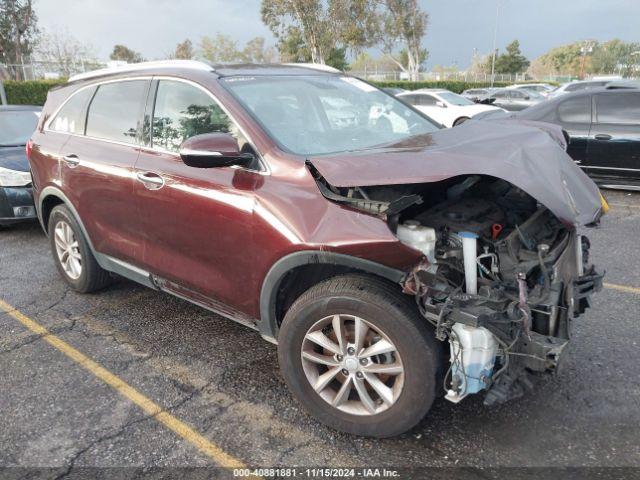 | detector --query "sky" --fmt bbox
[35,0,640,69]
